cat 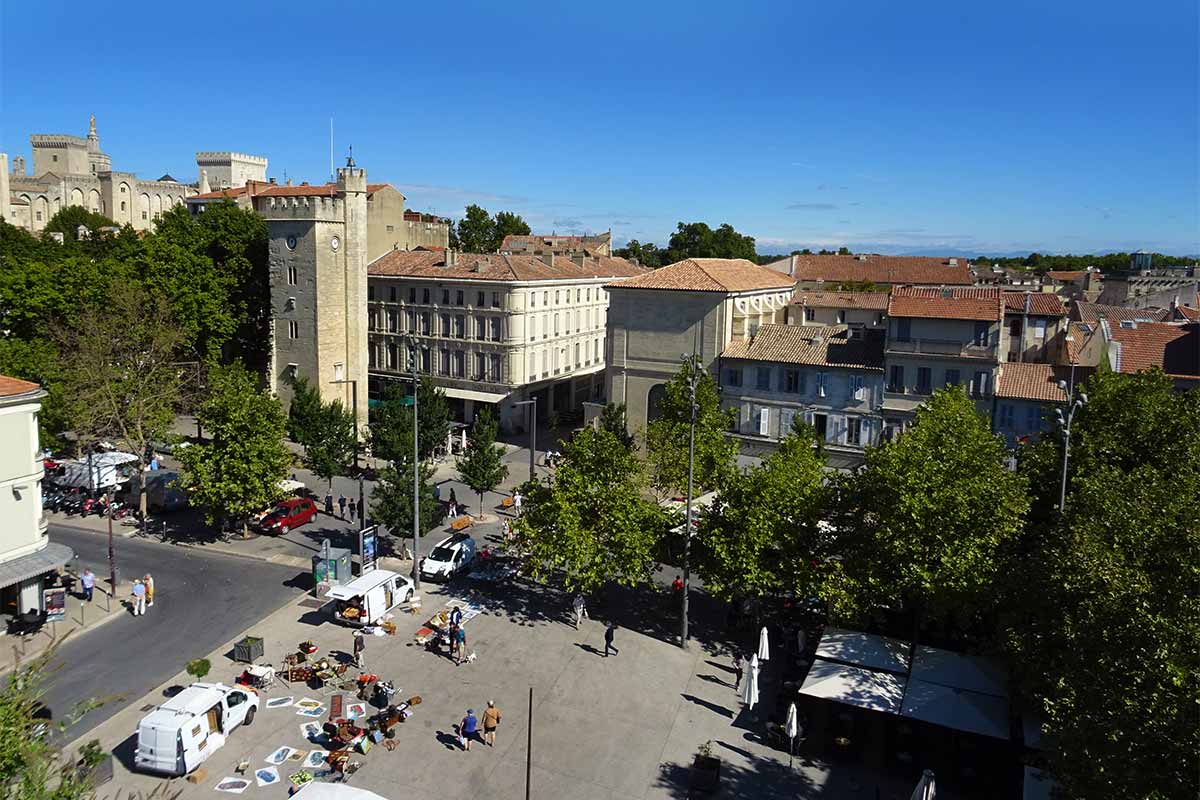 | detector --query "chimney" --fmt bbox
[540,253,555,268]
[445,249,457,267]
[474,257,489,273]
[571,253,586,267]
[948,258,958,266]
